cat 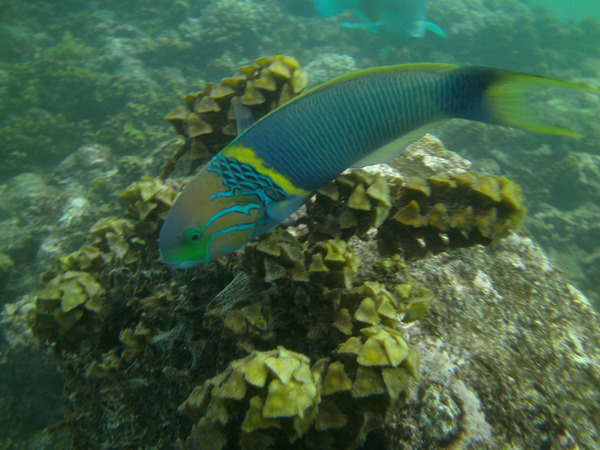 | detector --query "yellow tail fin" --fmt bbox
[483,70,600,137]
